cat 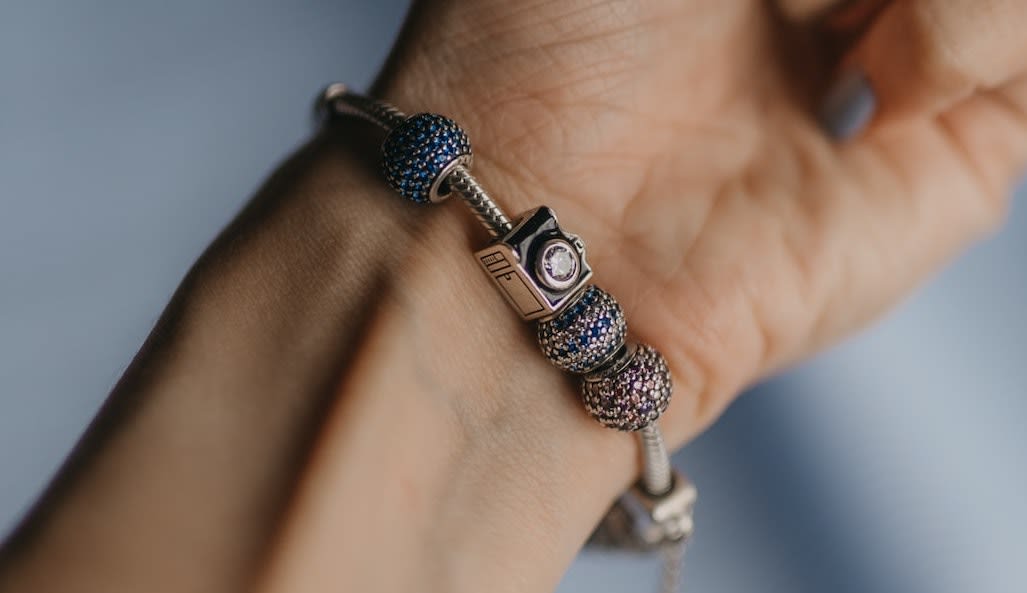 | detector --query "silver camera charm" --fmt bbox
[475,206,593,321]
